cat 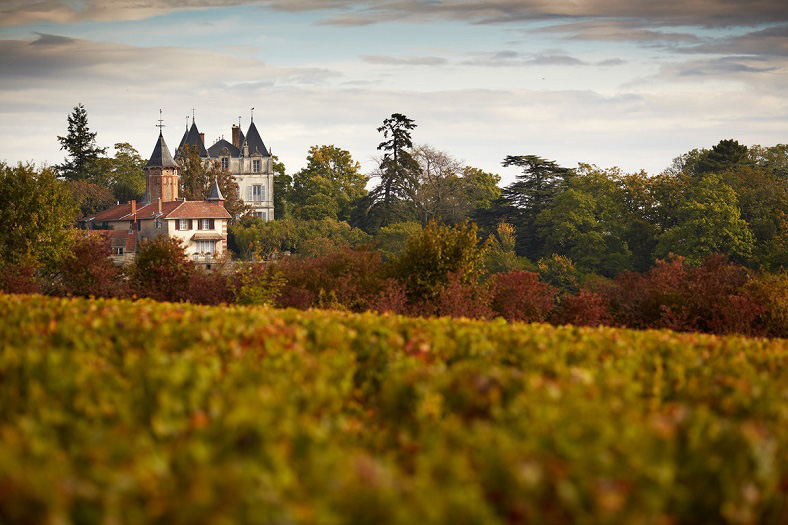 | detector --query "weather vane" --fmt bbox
[251,107,254,123]
[156,109,165,131]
